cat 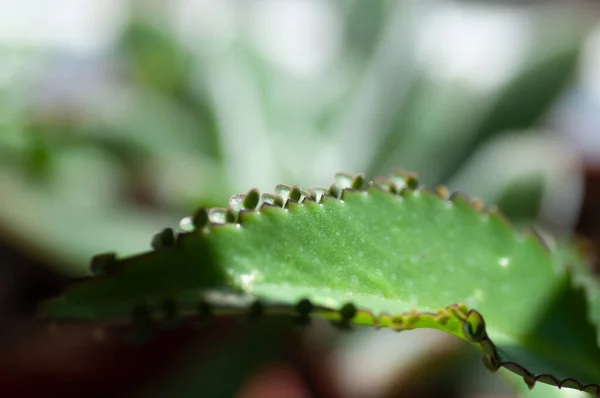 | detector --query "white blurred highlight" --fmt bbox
[249,0,343,78]
[416,4,531,92]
